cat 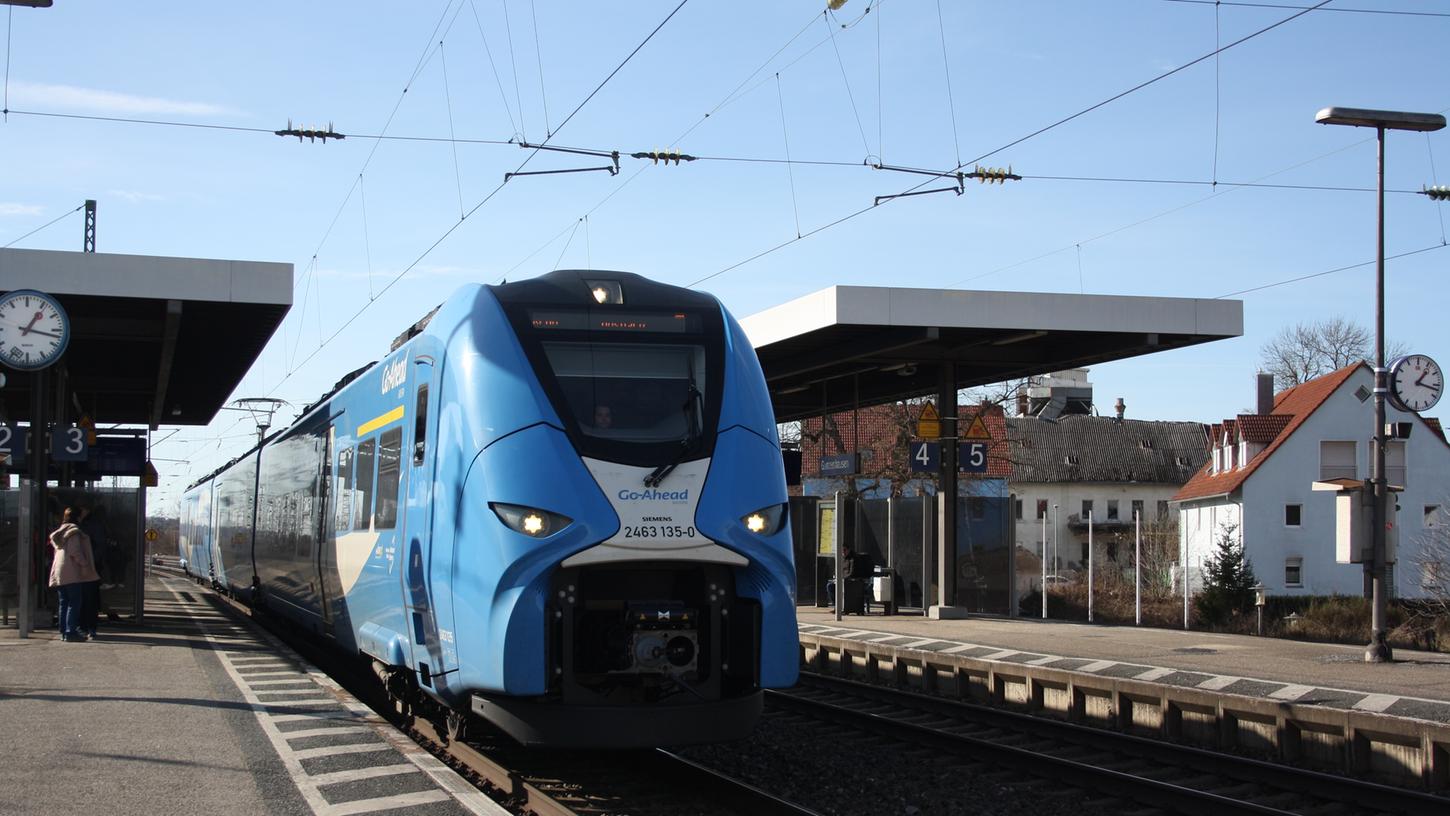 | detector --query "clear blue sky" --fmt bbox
[3,1,1448,512]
